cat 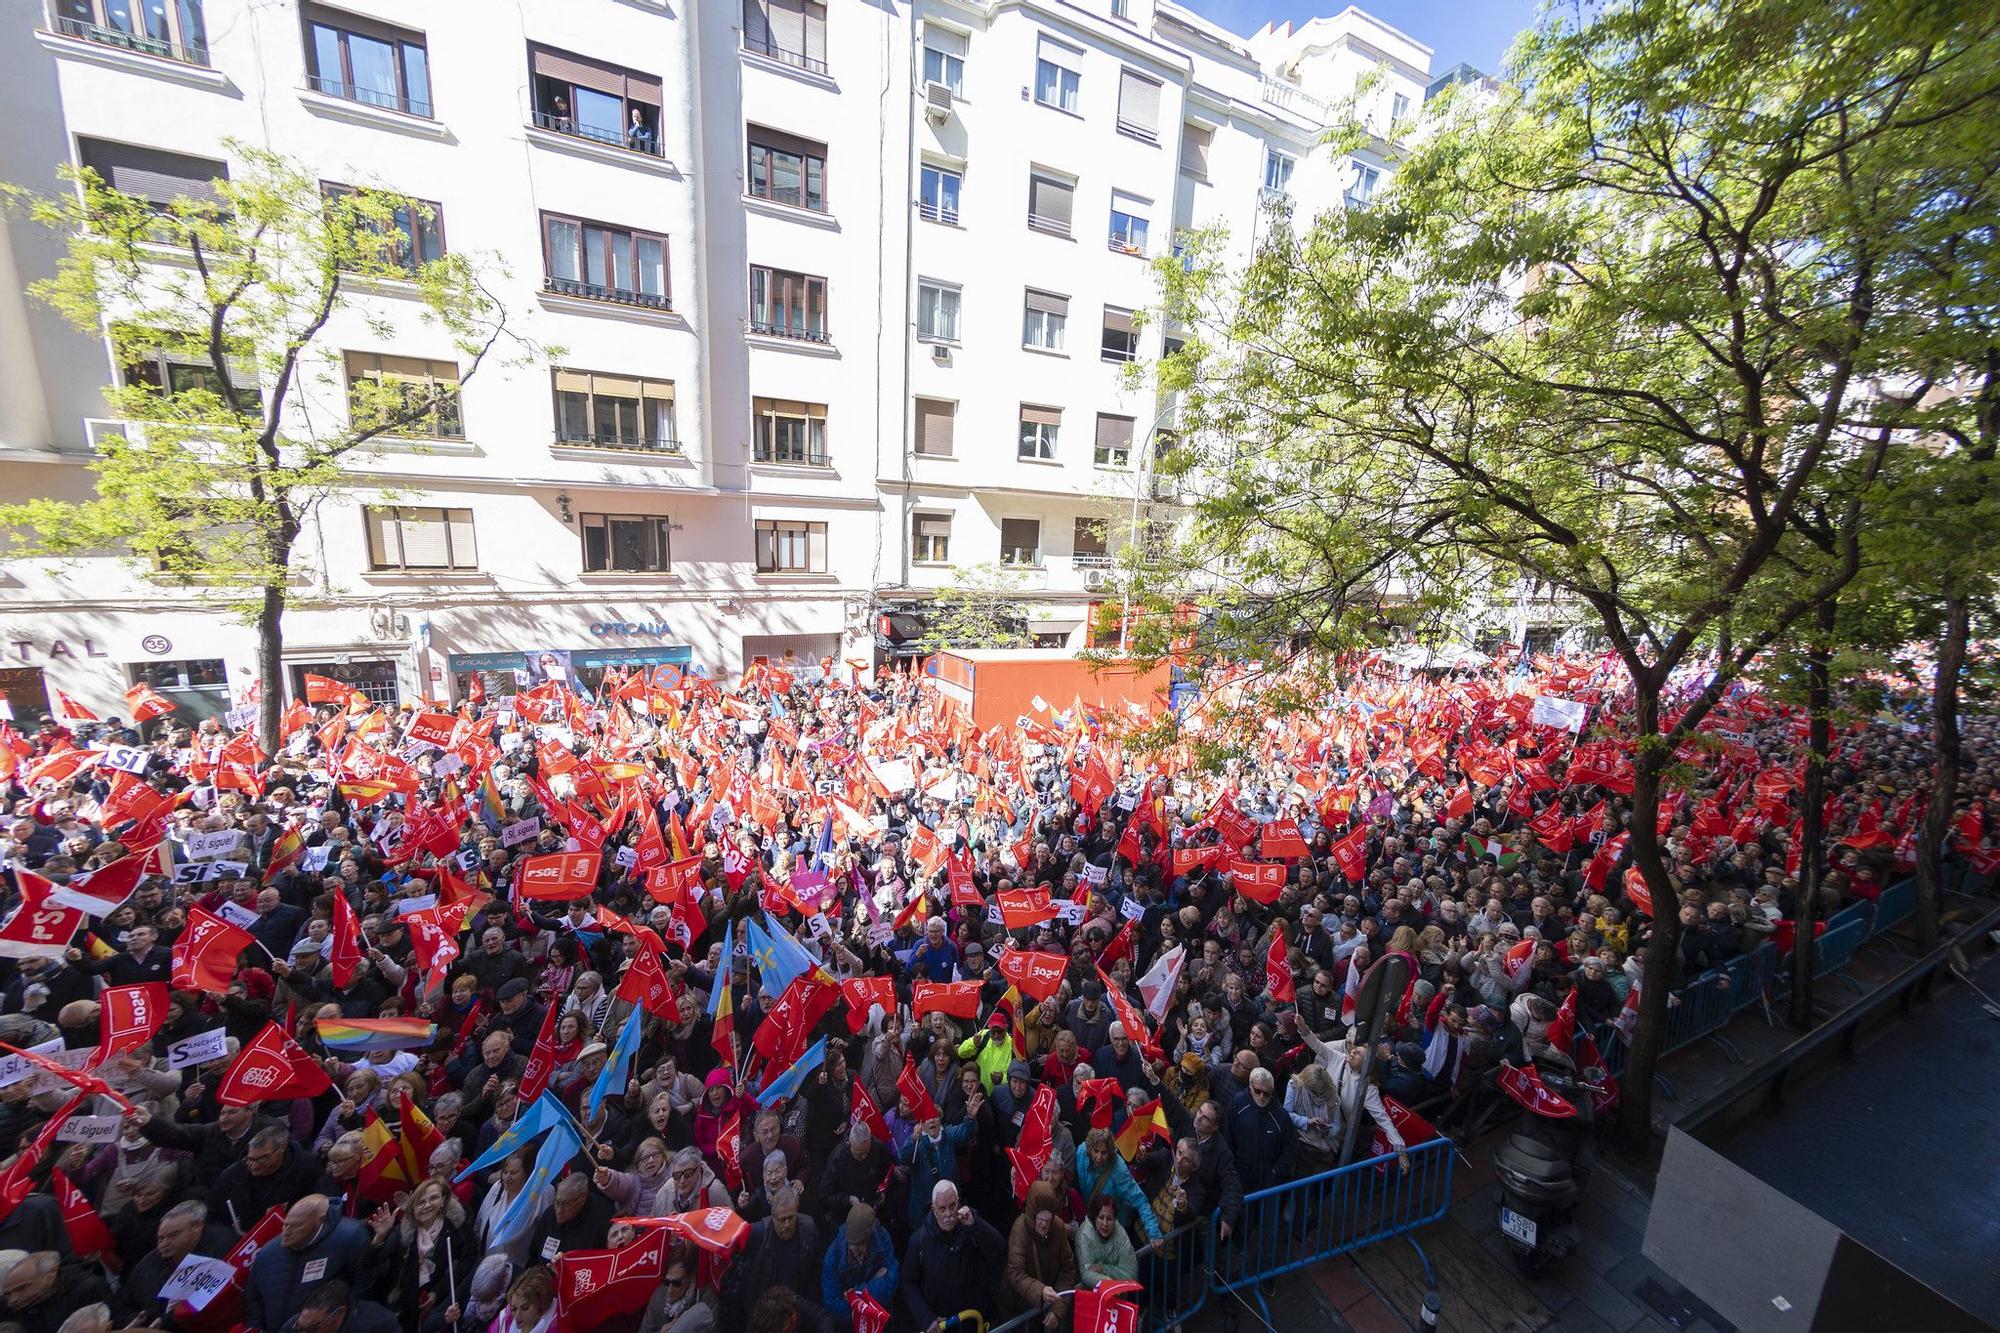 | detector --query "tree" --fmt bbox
[1,144,546,748]
[1147,0,2000,1149]
[915,562,1034,654]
